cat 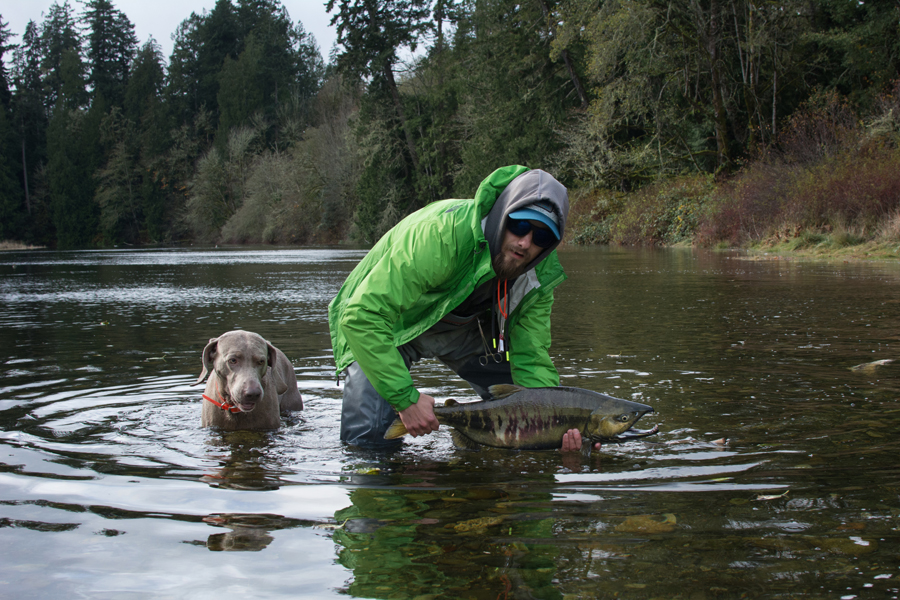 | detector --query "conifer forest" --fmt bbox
[1,1,899,250]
